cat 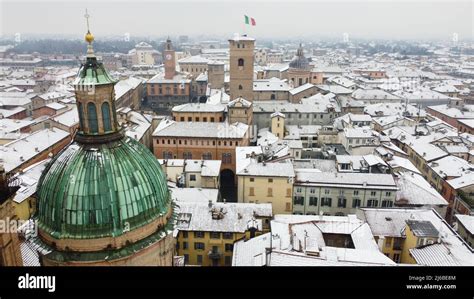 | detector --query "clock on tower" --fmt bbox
[164,38,176,79]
